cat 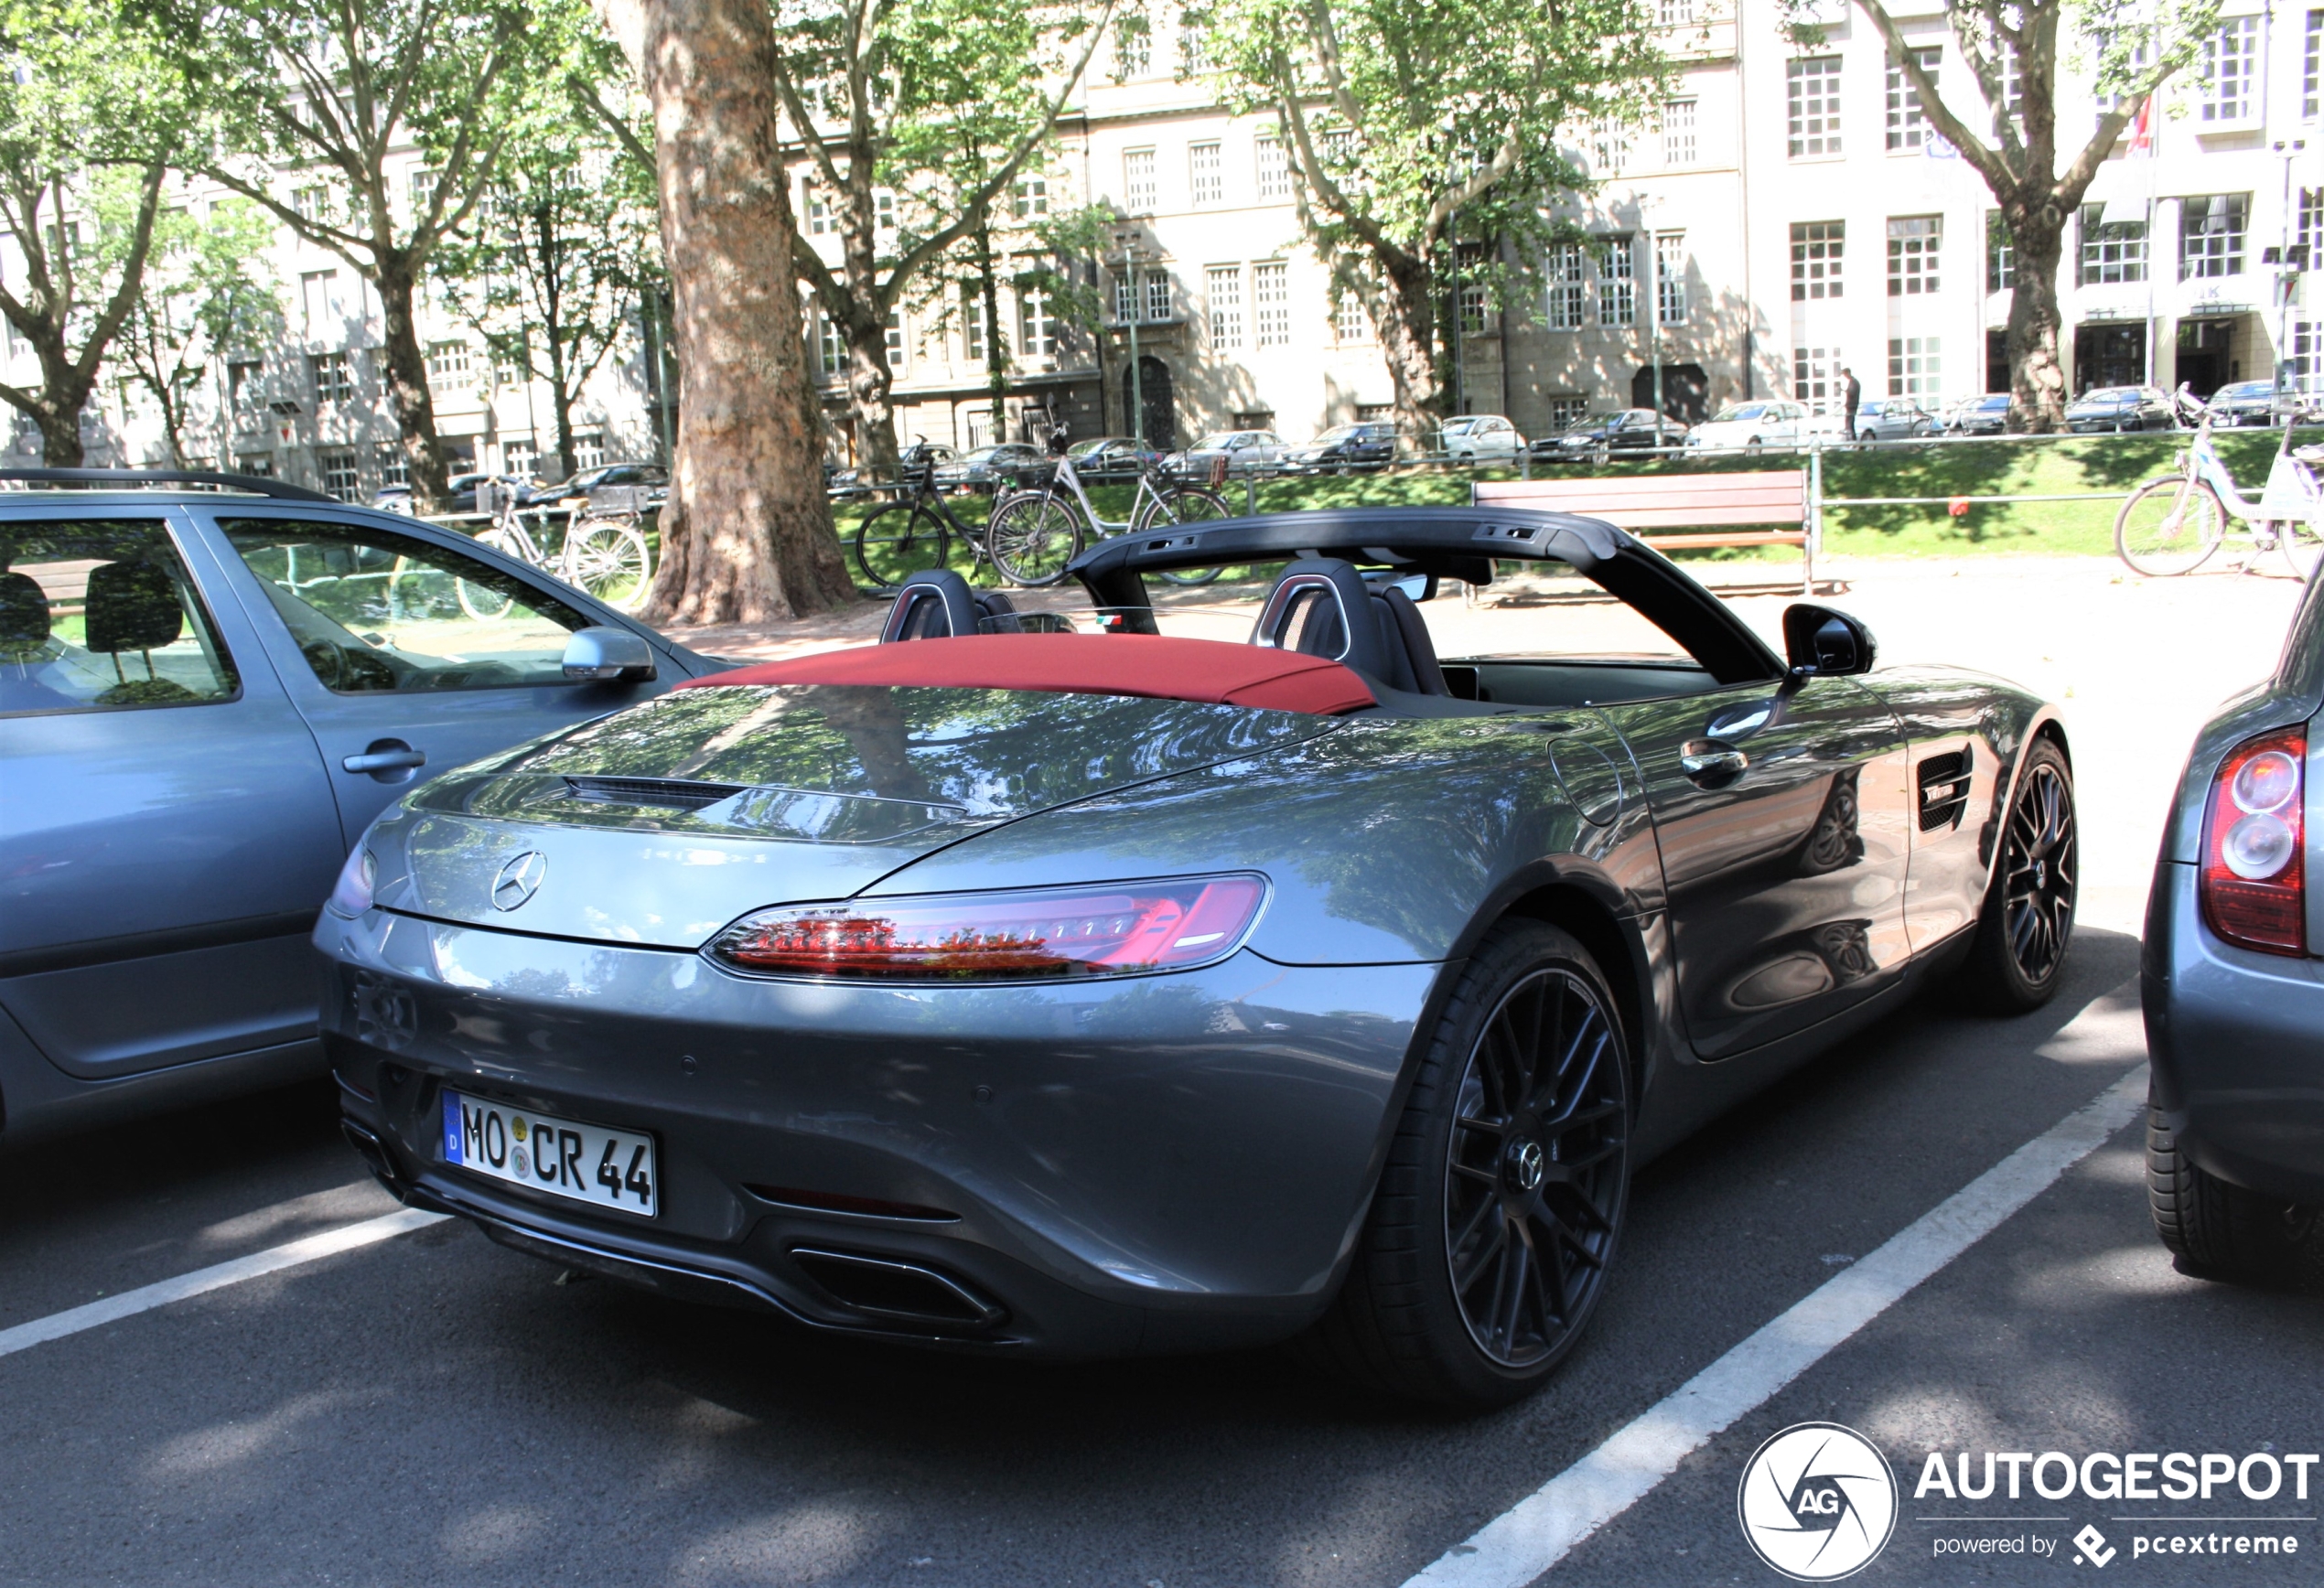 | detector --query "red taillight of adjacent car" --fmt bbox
[2200,726,2307,956]
[711,875,1269,981]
